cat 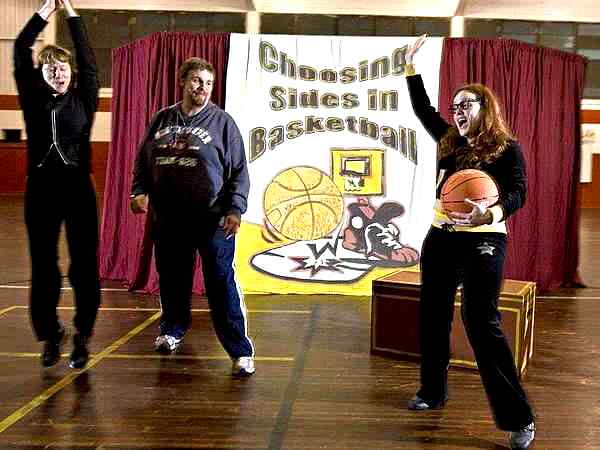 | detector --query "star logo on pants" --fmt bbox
[477,243,495,255]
